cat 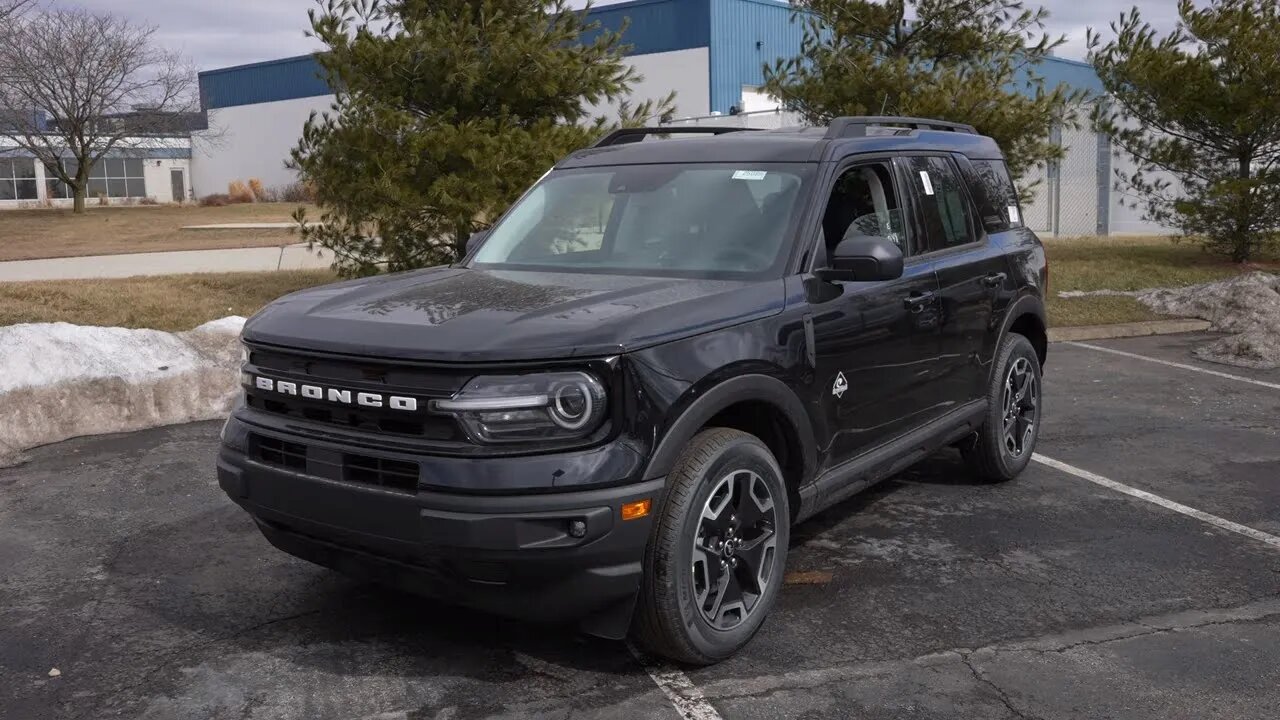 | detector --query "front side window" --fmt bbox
[906,156,977,253]
[819,162,904,258]
[471,164,813,277]
[0,158,38,201]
